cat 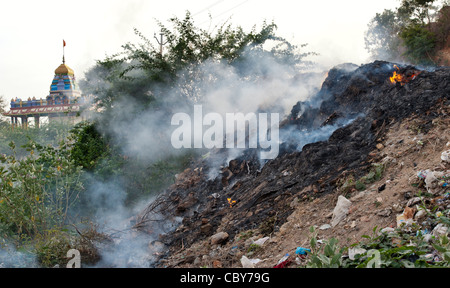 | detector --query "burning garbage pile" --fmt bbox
[135,60,450,268]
